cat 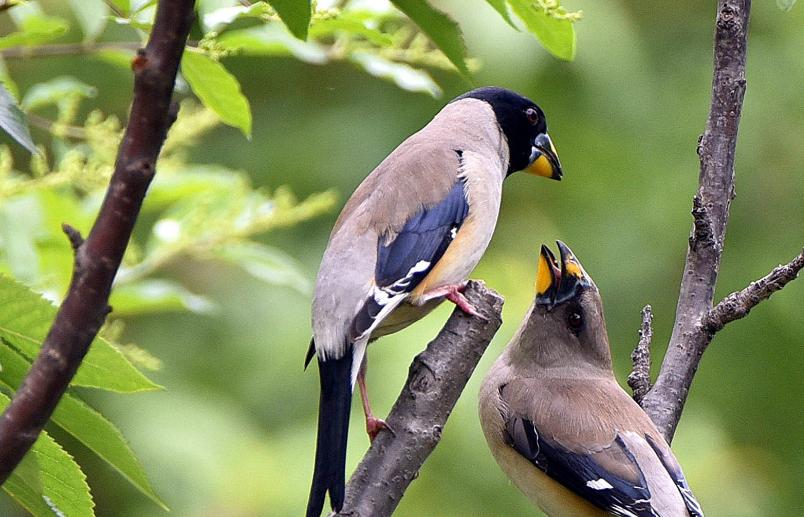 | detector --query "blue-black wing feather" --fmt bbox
[505,415,660,517]
[350,174,469,339]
